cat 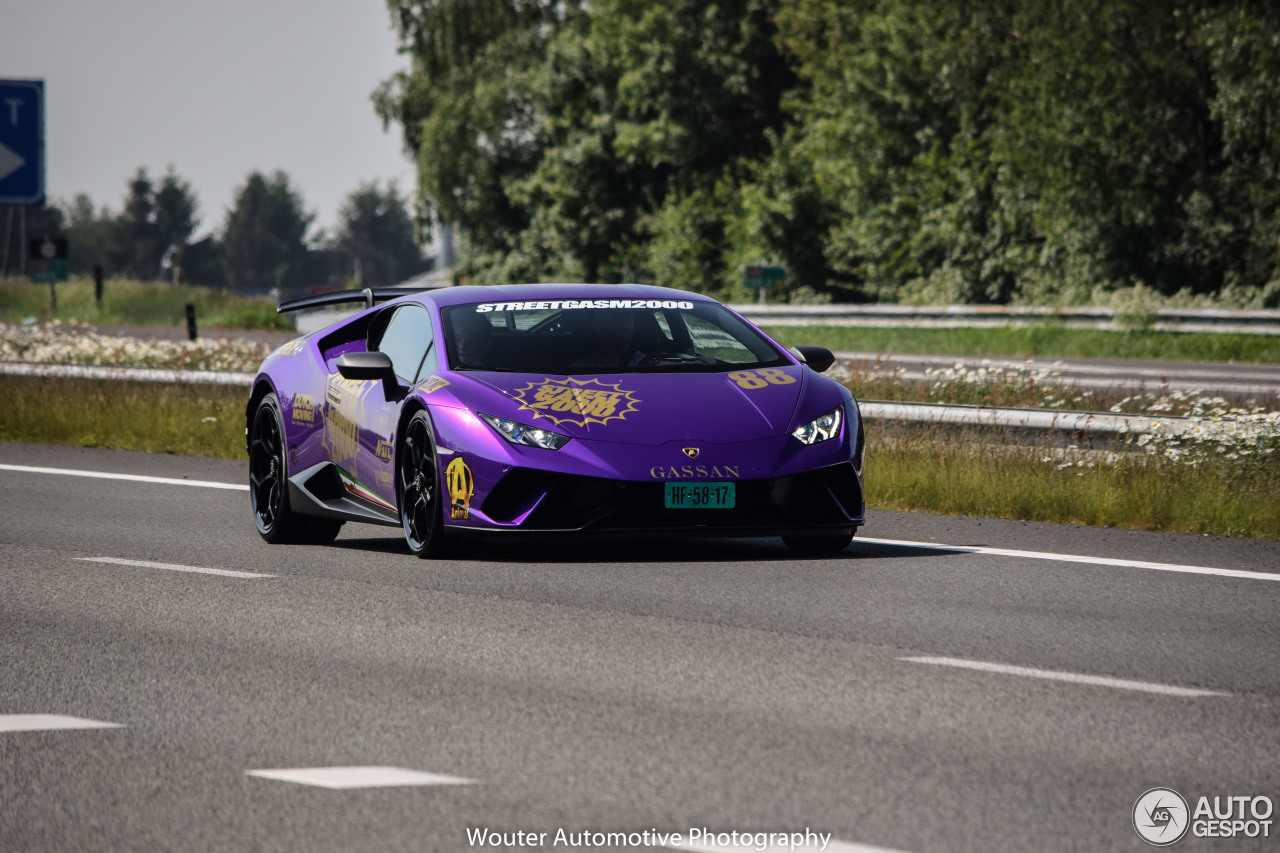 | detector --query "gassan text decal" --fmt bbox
[511,377,640,428]
[649,465,741,480]
[446,457,475,520]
